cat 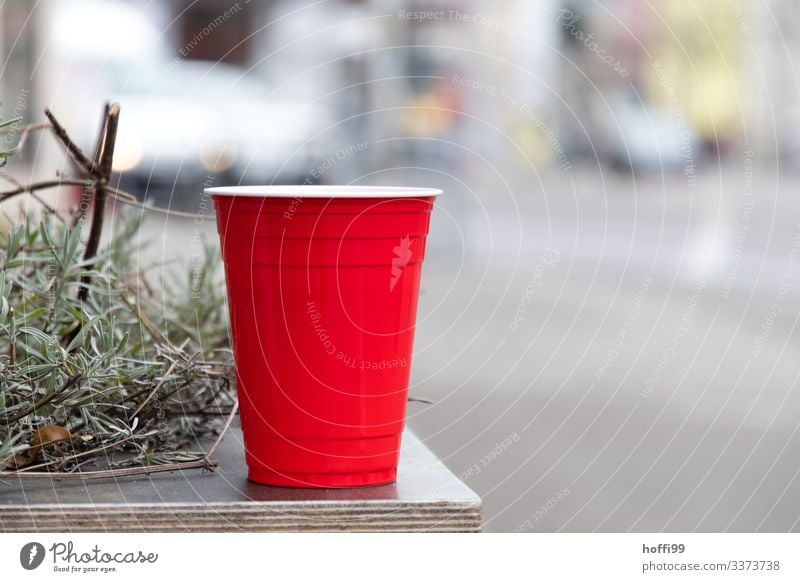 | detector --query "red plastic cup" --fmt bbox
[207,185,441,488]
